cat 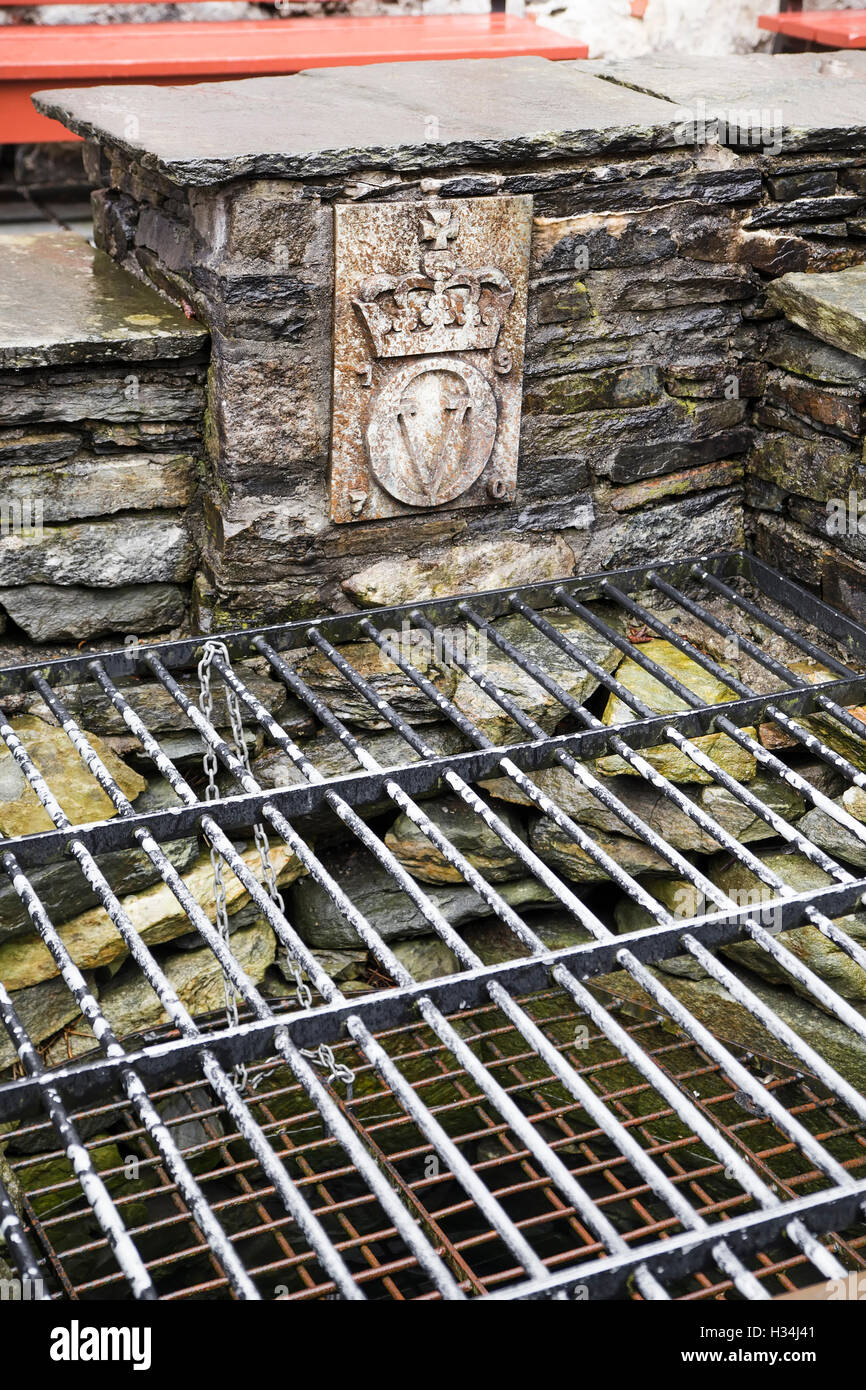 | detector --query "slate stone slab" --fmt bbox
[0,582,187,643]
[584,54,866,152]
[33,58,688,187]
[766,267,866,361]
[0,232,206,369]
